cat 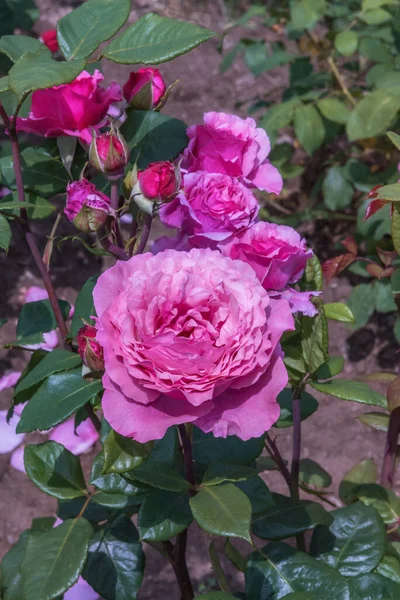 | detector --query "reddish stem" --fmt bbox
[381,406,400,488]
[135,213,152,255]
